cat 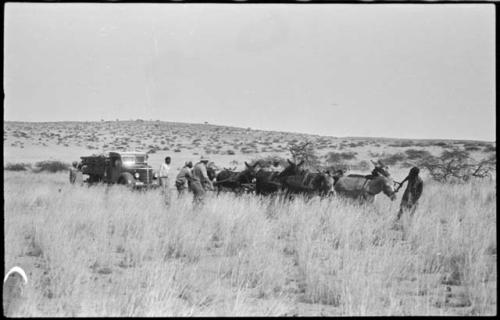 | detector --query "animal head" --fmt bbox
[239,161,259,182]
[244,161,259,173]
[371,160,391,177]
[316,172,335,195]
[375,175,397,200]
[206,165,217,181]
[279,159,305,177]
